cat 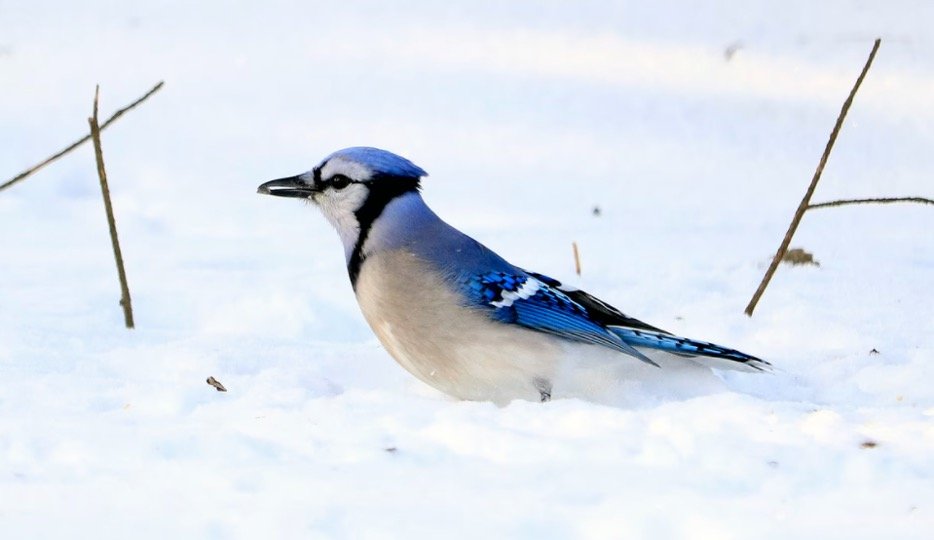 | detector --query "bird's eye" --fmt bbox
[330,175,351,190]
